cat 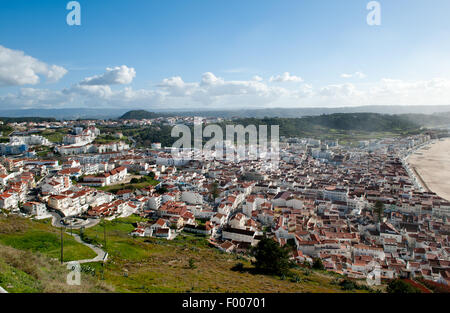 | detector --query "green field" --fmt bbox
[97,176,159,194]
[40,129,70,143]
